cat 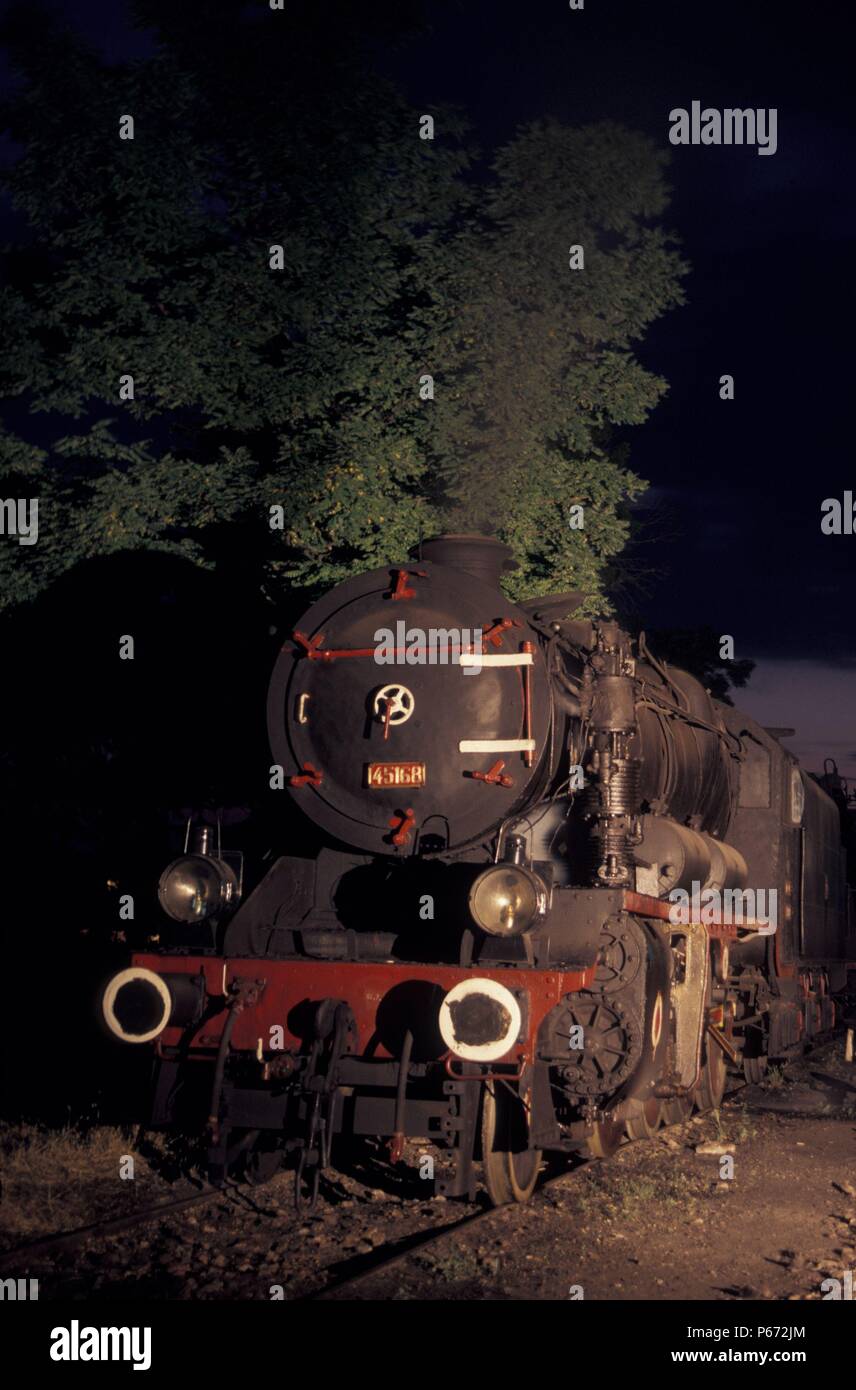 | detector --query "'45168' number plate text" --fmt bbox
[366,762,426,788]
